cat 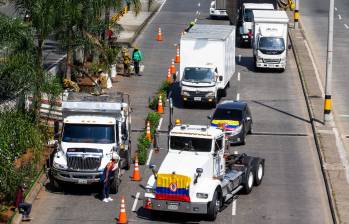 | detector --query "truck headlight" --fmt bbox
[257,57,263,63]
[196,193,209,199]
[53,161,67,170]
[226,125,242,135]
[181,90,190,96]
[145,187,155,194]
[205,92,215,97]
